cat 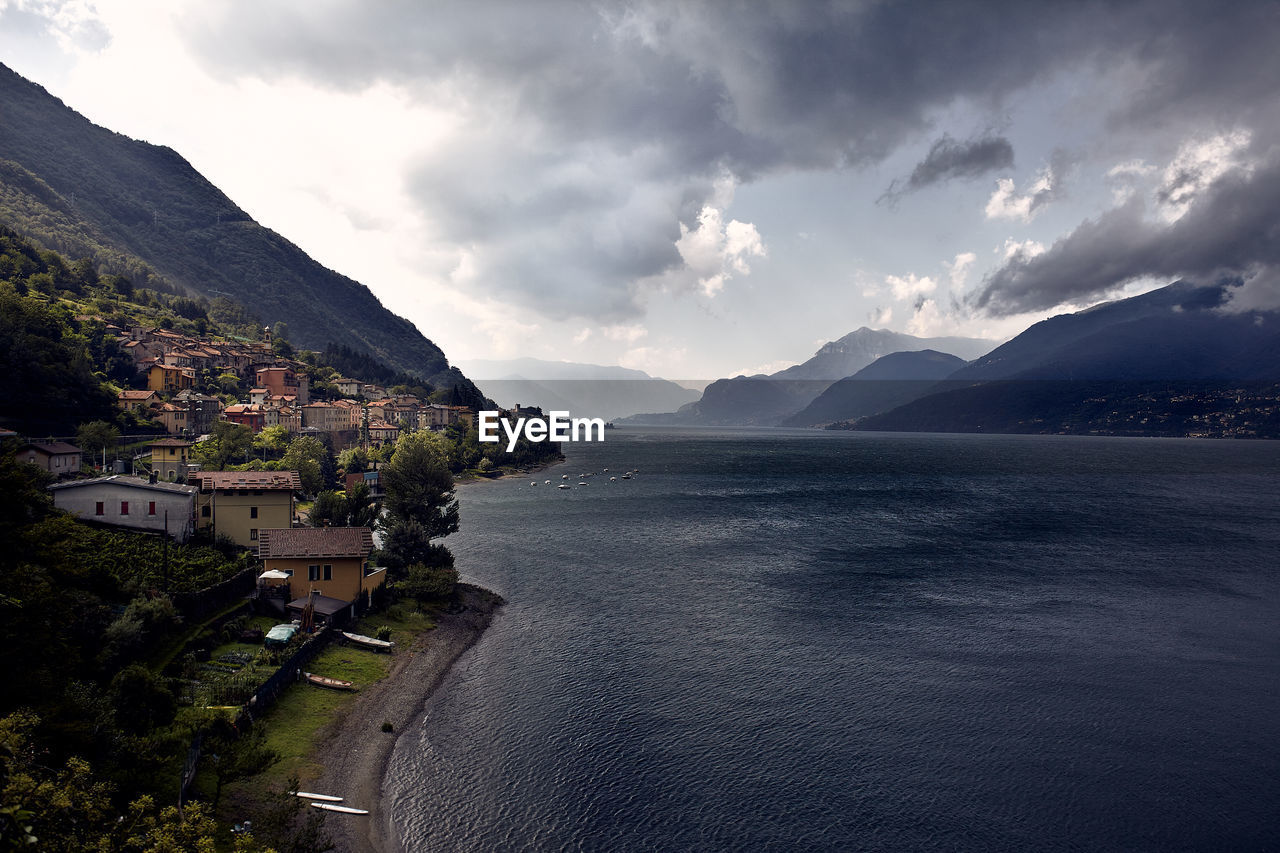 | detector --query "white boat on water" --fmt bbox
[311,802,369,815]
[558,483,571,489]
[342,631,394,650]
